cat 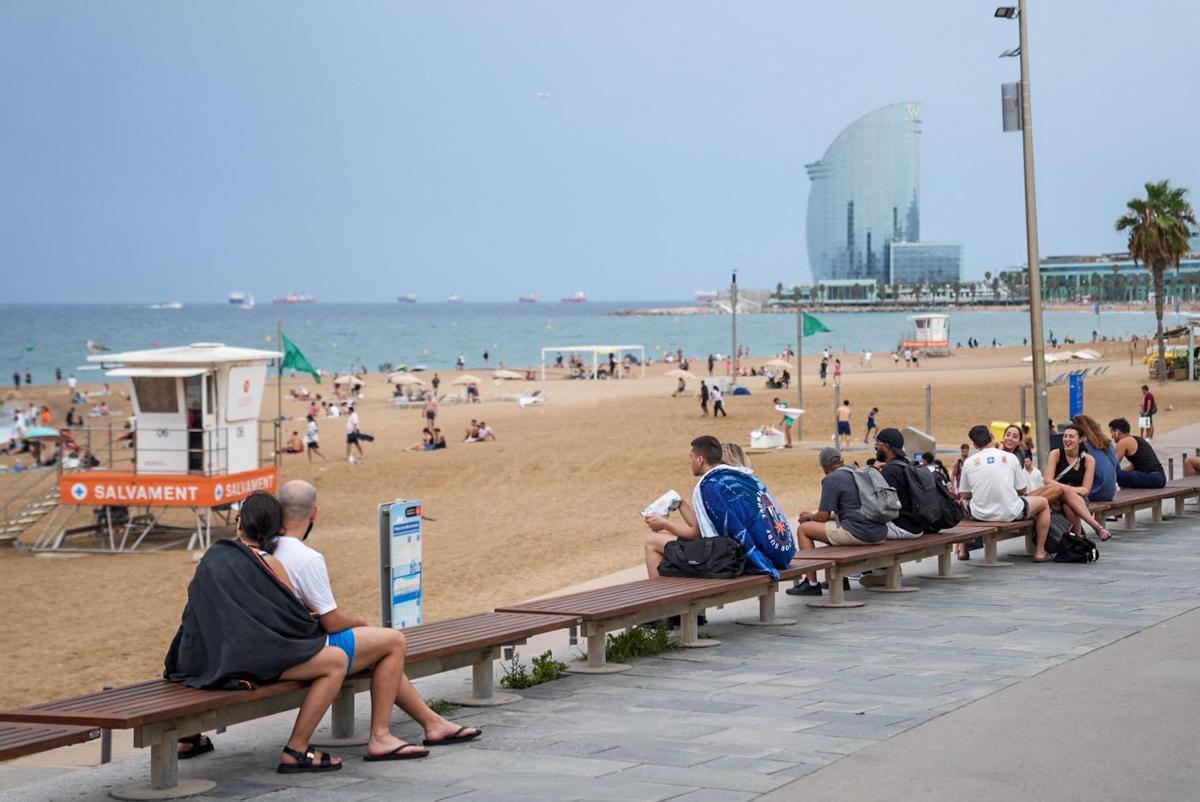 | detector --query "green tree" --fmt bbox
[1116,180,1197,381]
